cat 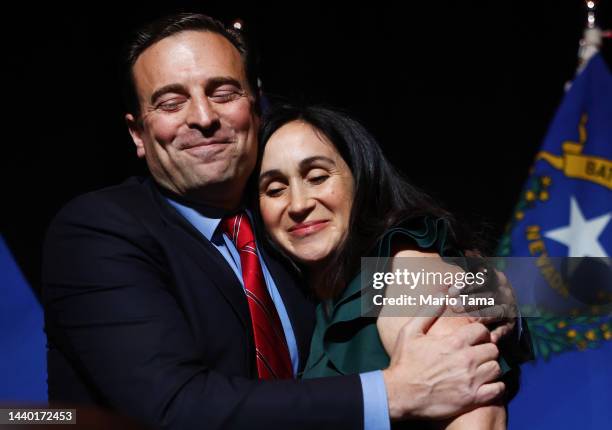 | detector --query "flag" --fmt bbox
[498,53,612,429]
[0,235,47,402]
